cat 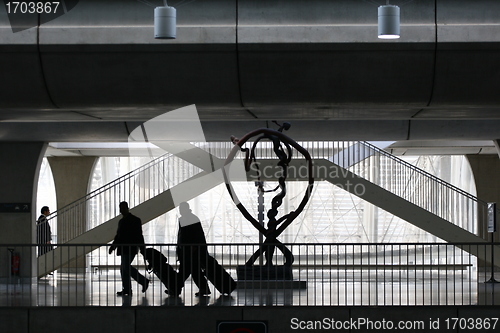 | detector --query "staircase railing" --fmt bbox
[47,153,202,243]
[195,141,491,238]
[335,141,488,237]
[46,140,492,245]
